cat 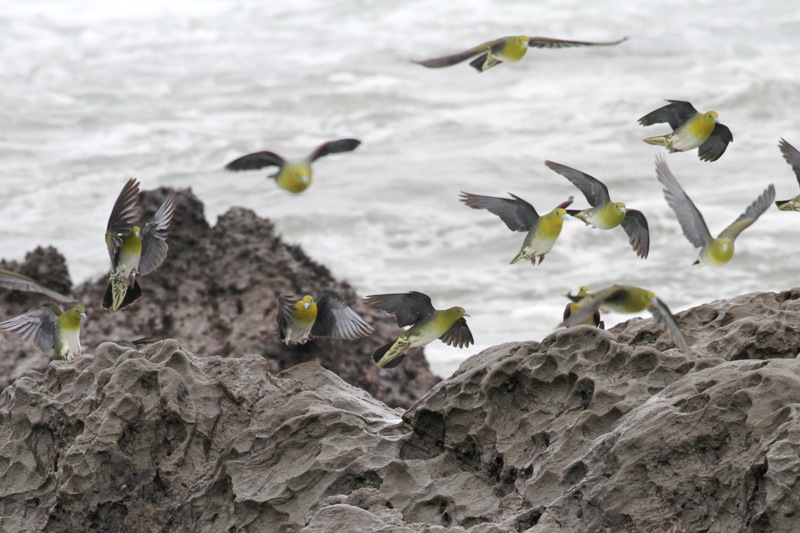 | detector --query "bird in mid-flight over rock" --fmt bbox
[276,293,373,345]
[775,138,800,211]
